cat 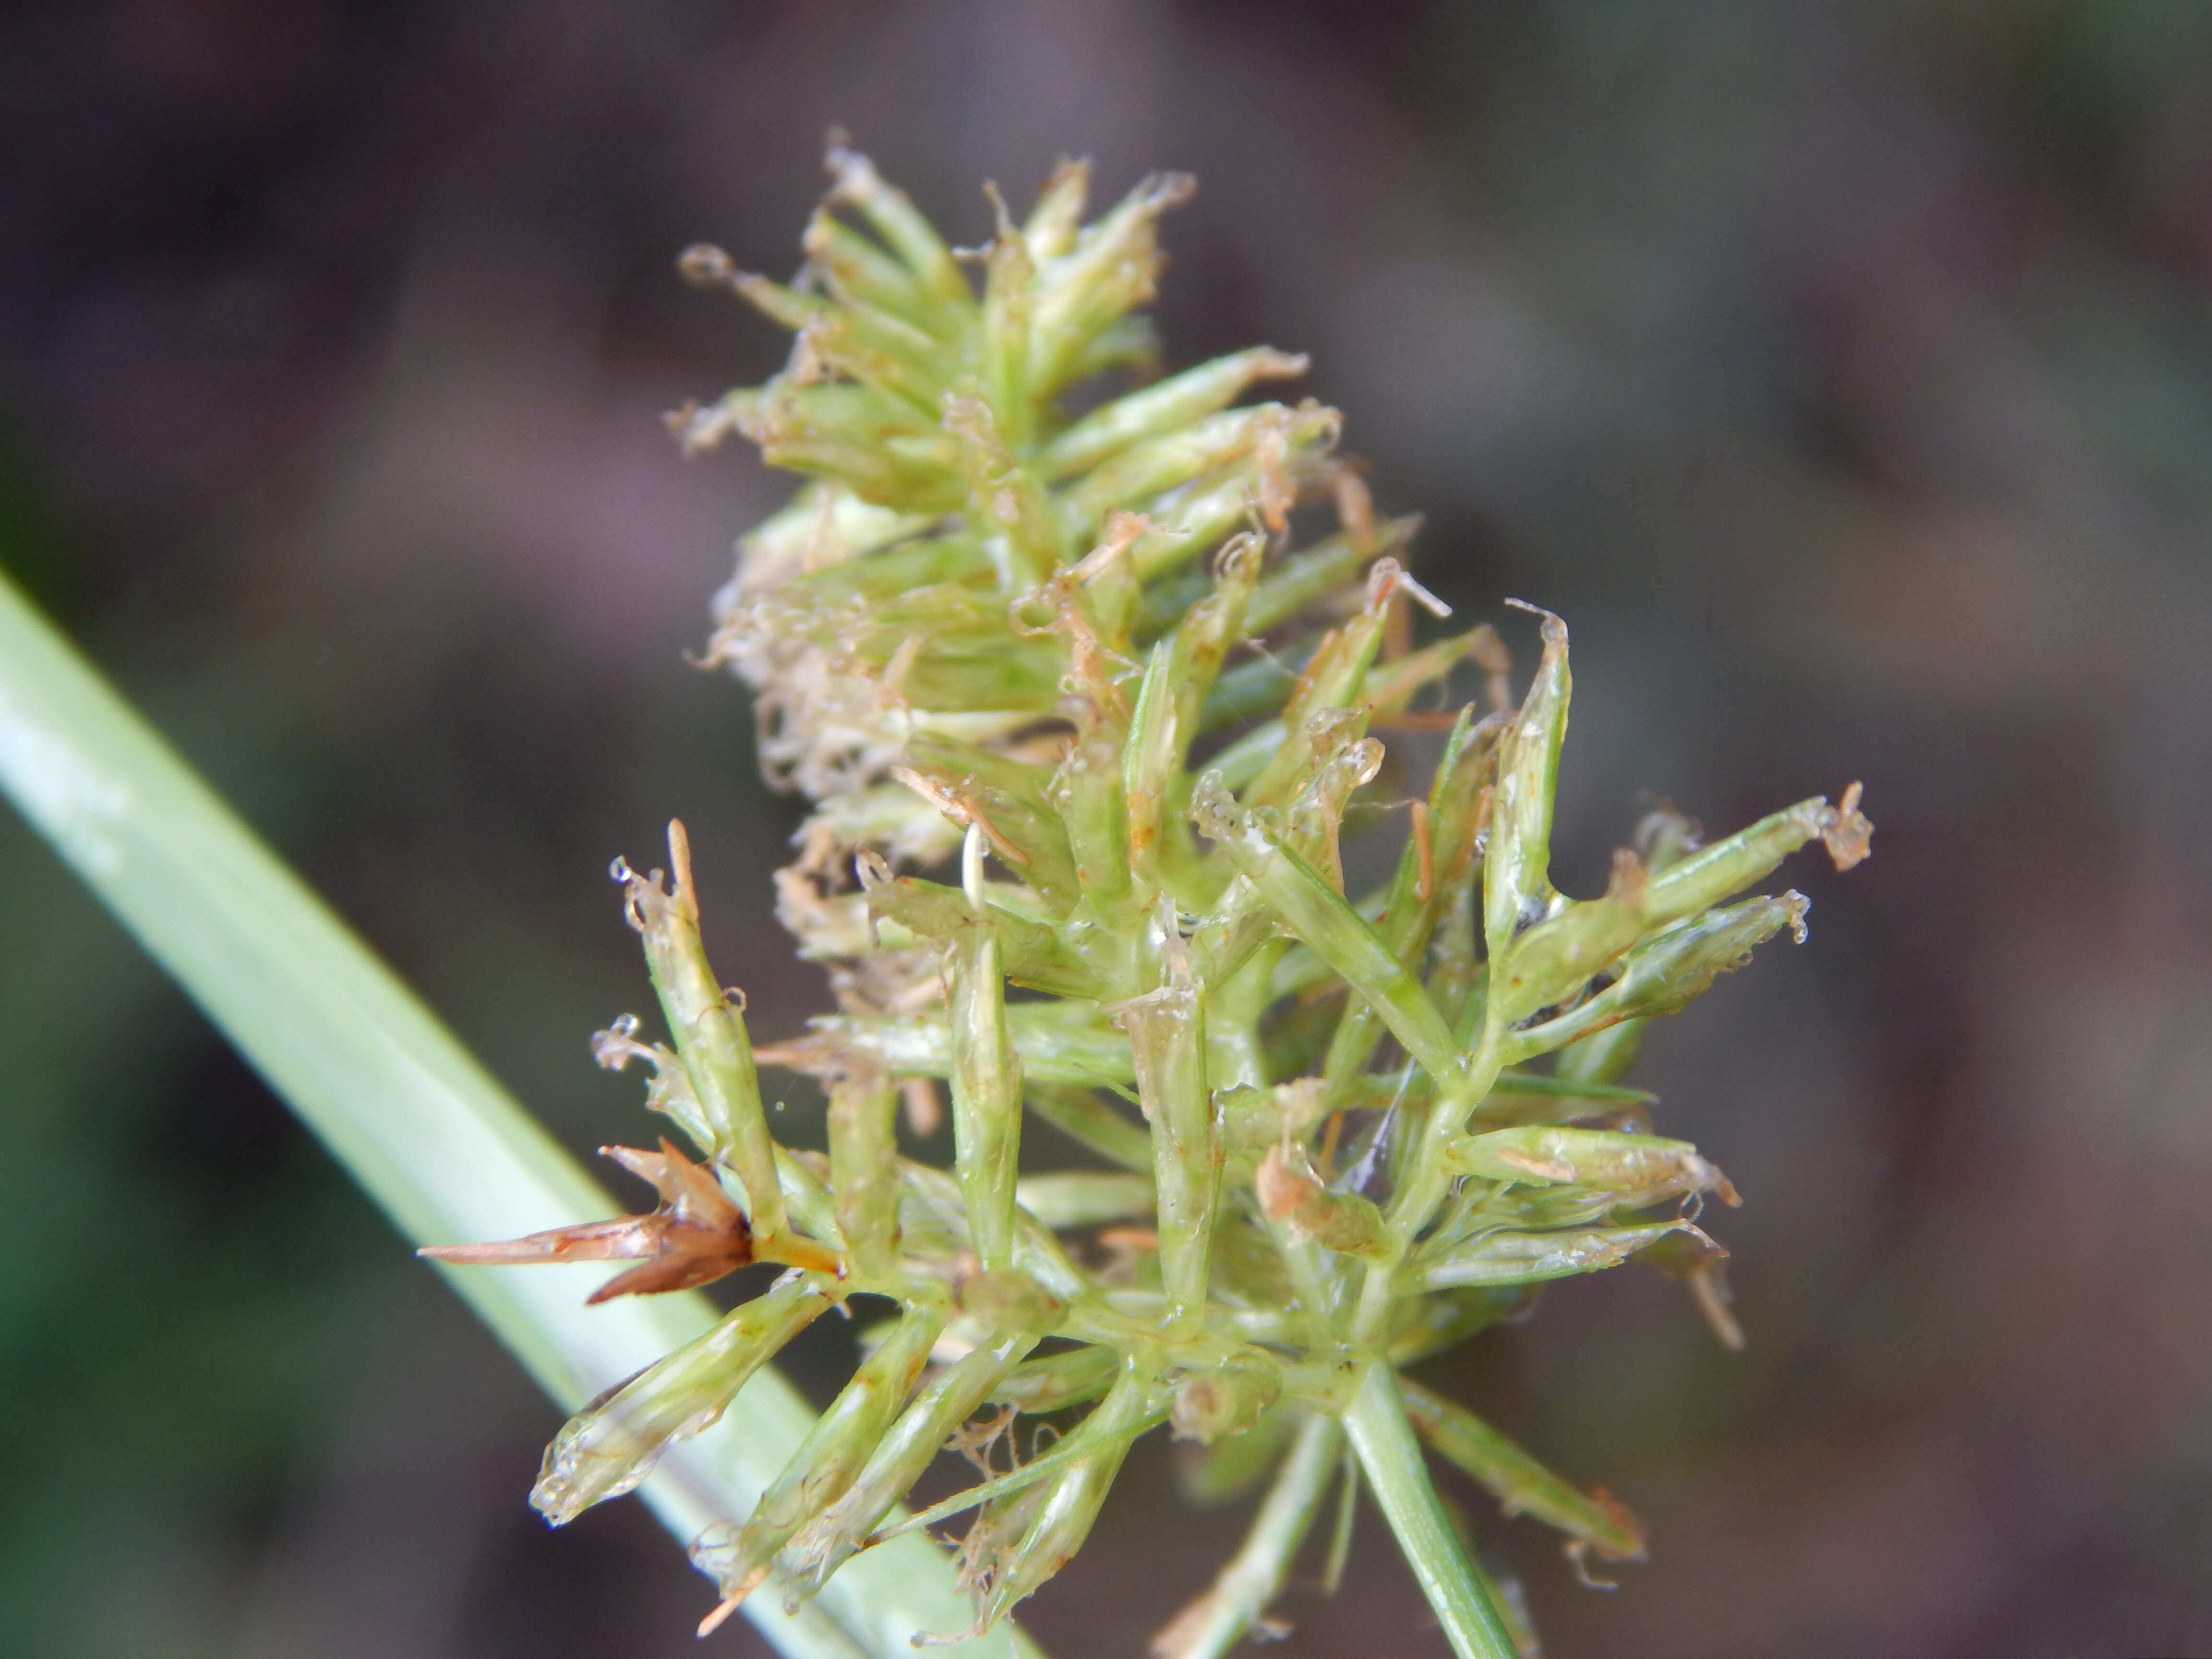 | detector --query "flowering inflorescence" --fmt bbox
[424,144,1871,1657]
